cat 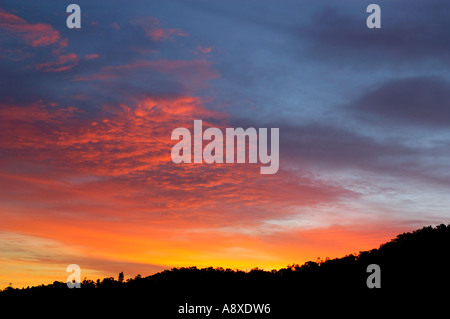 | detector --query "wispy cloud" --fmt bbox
[131,16,187,41]
[36,53,79,72]
[0,9,62,47]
